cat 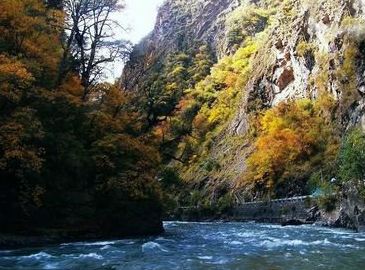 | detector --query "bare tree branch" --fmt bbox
[58,0,132,100]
